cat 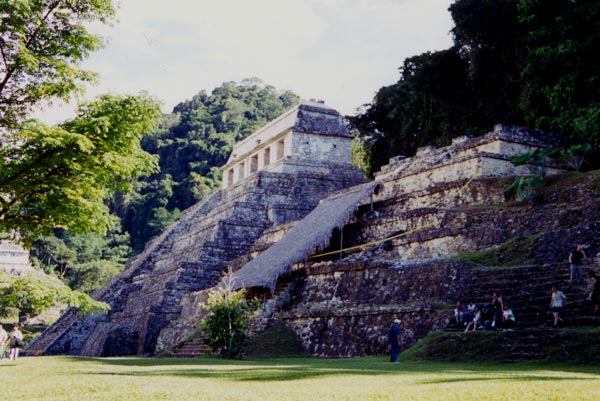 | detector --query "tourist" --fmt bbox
[568,244,586,286]
[481,303,495,330]
[0,325,7,359]
[387,319,401,363]
[550,287,567,327]
[492,292,504,331]
[465,301,476,324]
[502,305,516,330]
[8,323,24,361]
[454,301,466,325]
[589,272,600,314]
[464,306,481,332]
